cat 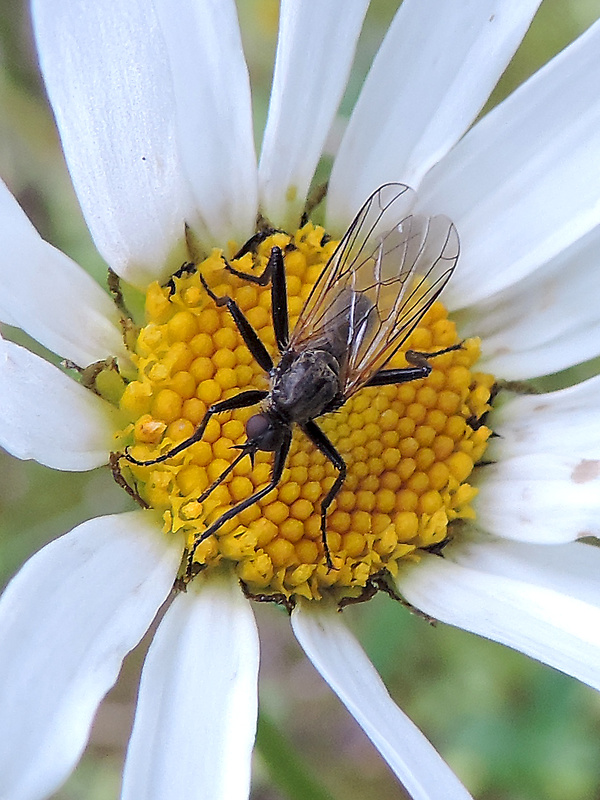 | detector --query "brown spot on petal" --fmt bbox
[532,403,550,413]
[539,279,558,313]
[571,459,600,484]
